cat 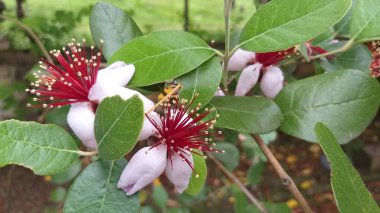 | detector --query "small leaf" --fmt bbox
[247,160,265,186]
[239,0,351,52]
[349,0,380,41]
[247,202,291,213]
[314,123,379,212]
[276,69,380,144]
[211,96,282,134]
[64,159,140,213]
[51,160,82,184]
[319,44,372,74]
[95,95,144,160]
[0,120,79,175]
[109,31,215,86]
[214,142,239,171]
[177,57,222,108]
[90,1,142,60]
[50,187,67,202]
[185,151,207,195]
[153,184,168,208]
